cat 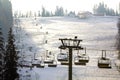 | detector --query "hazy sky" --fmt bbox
[11,0,120,13]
